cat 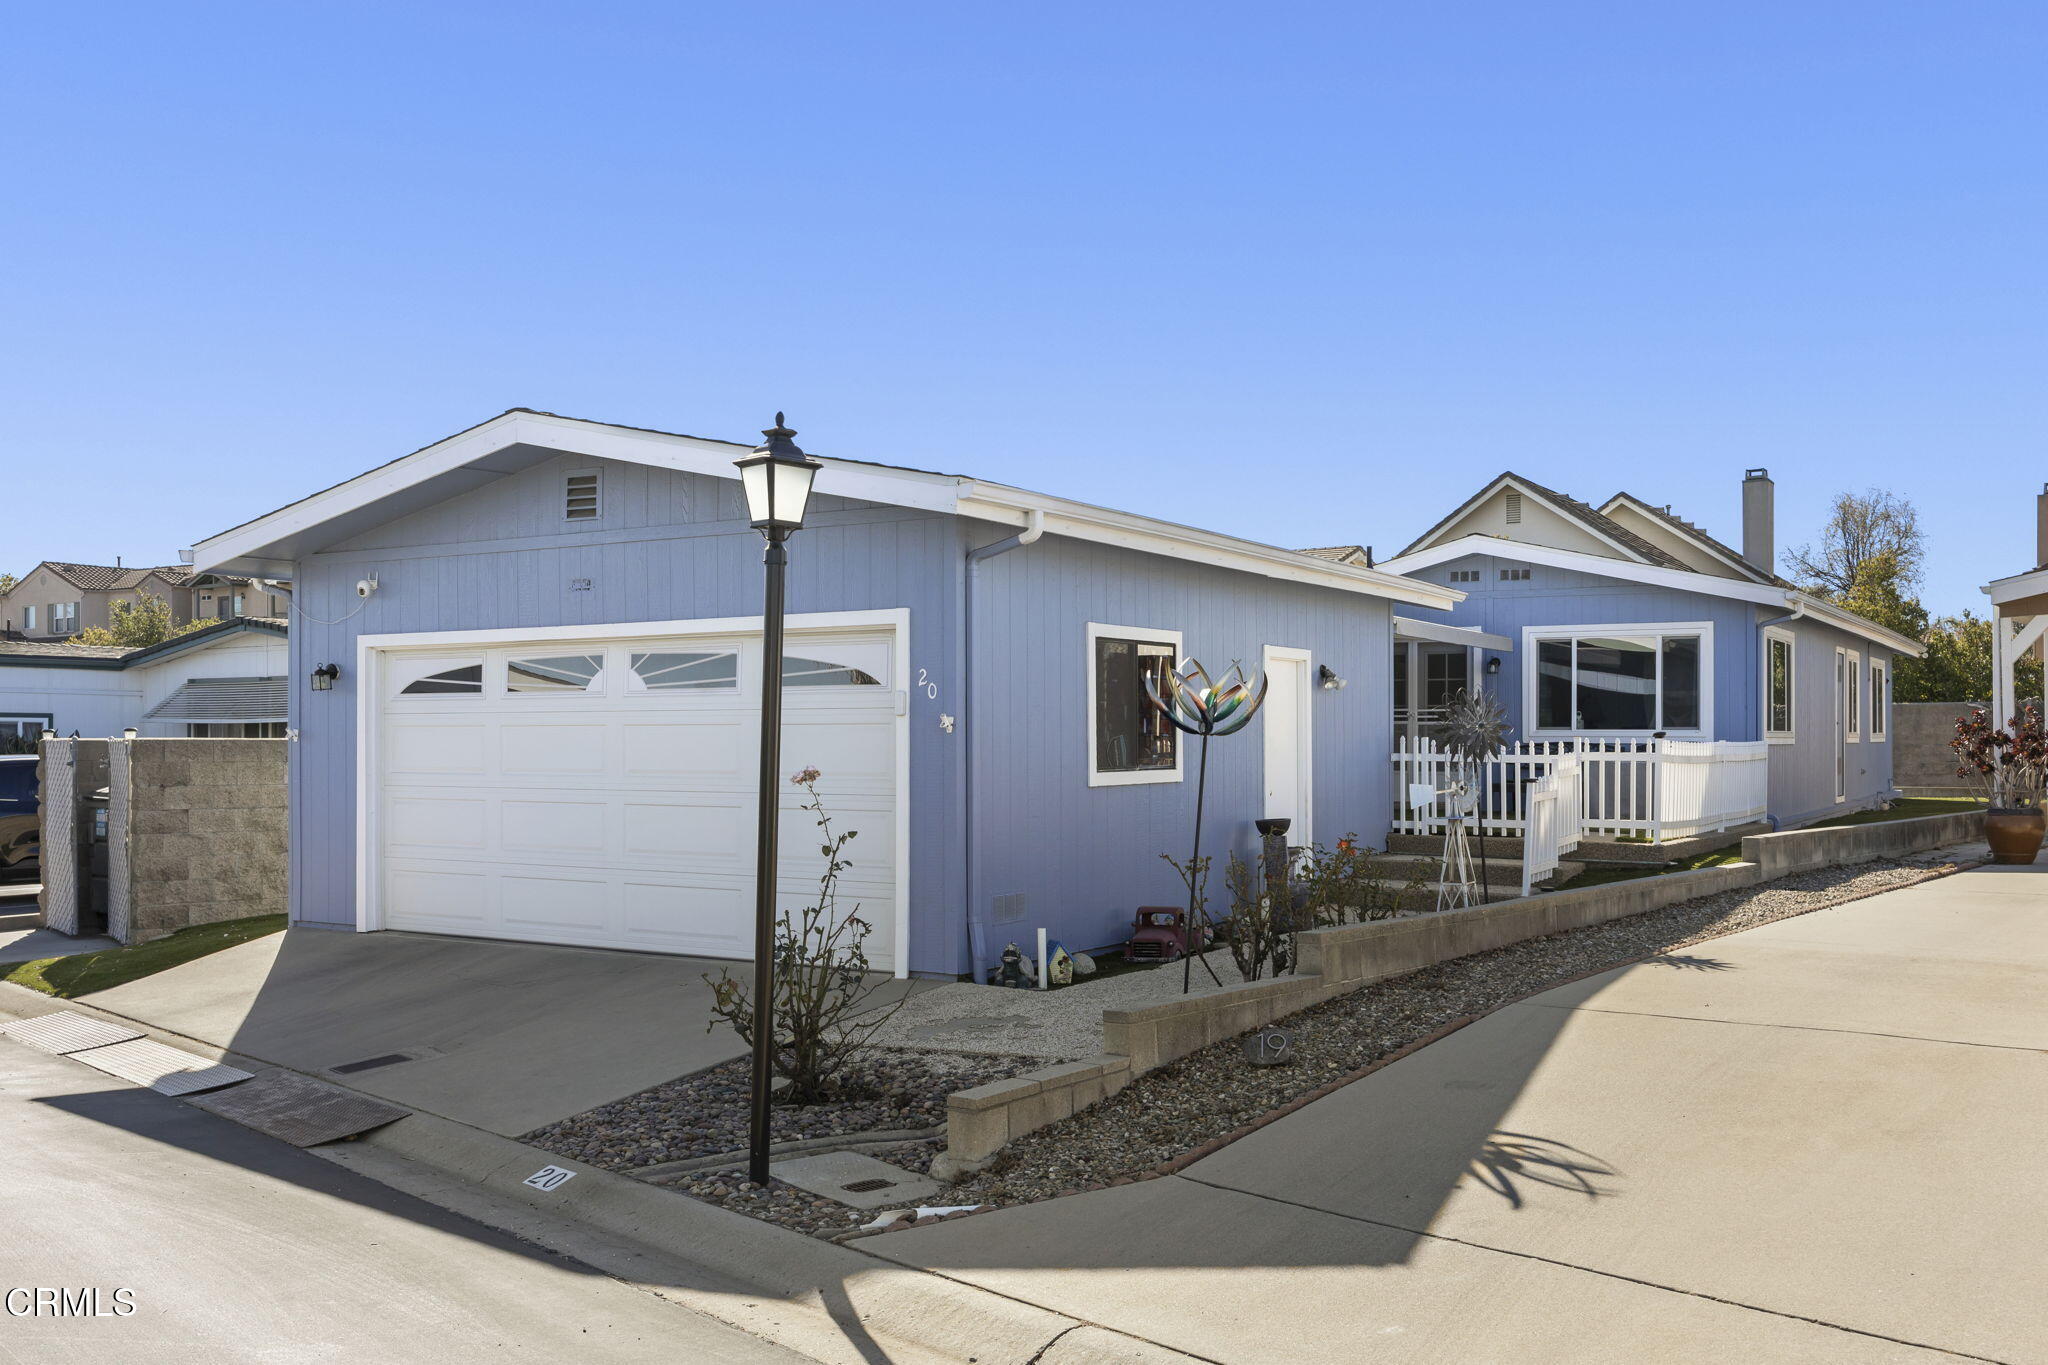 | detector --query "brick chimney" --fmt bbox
[1742,469,1774,575]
